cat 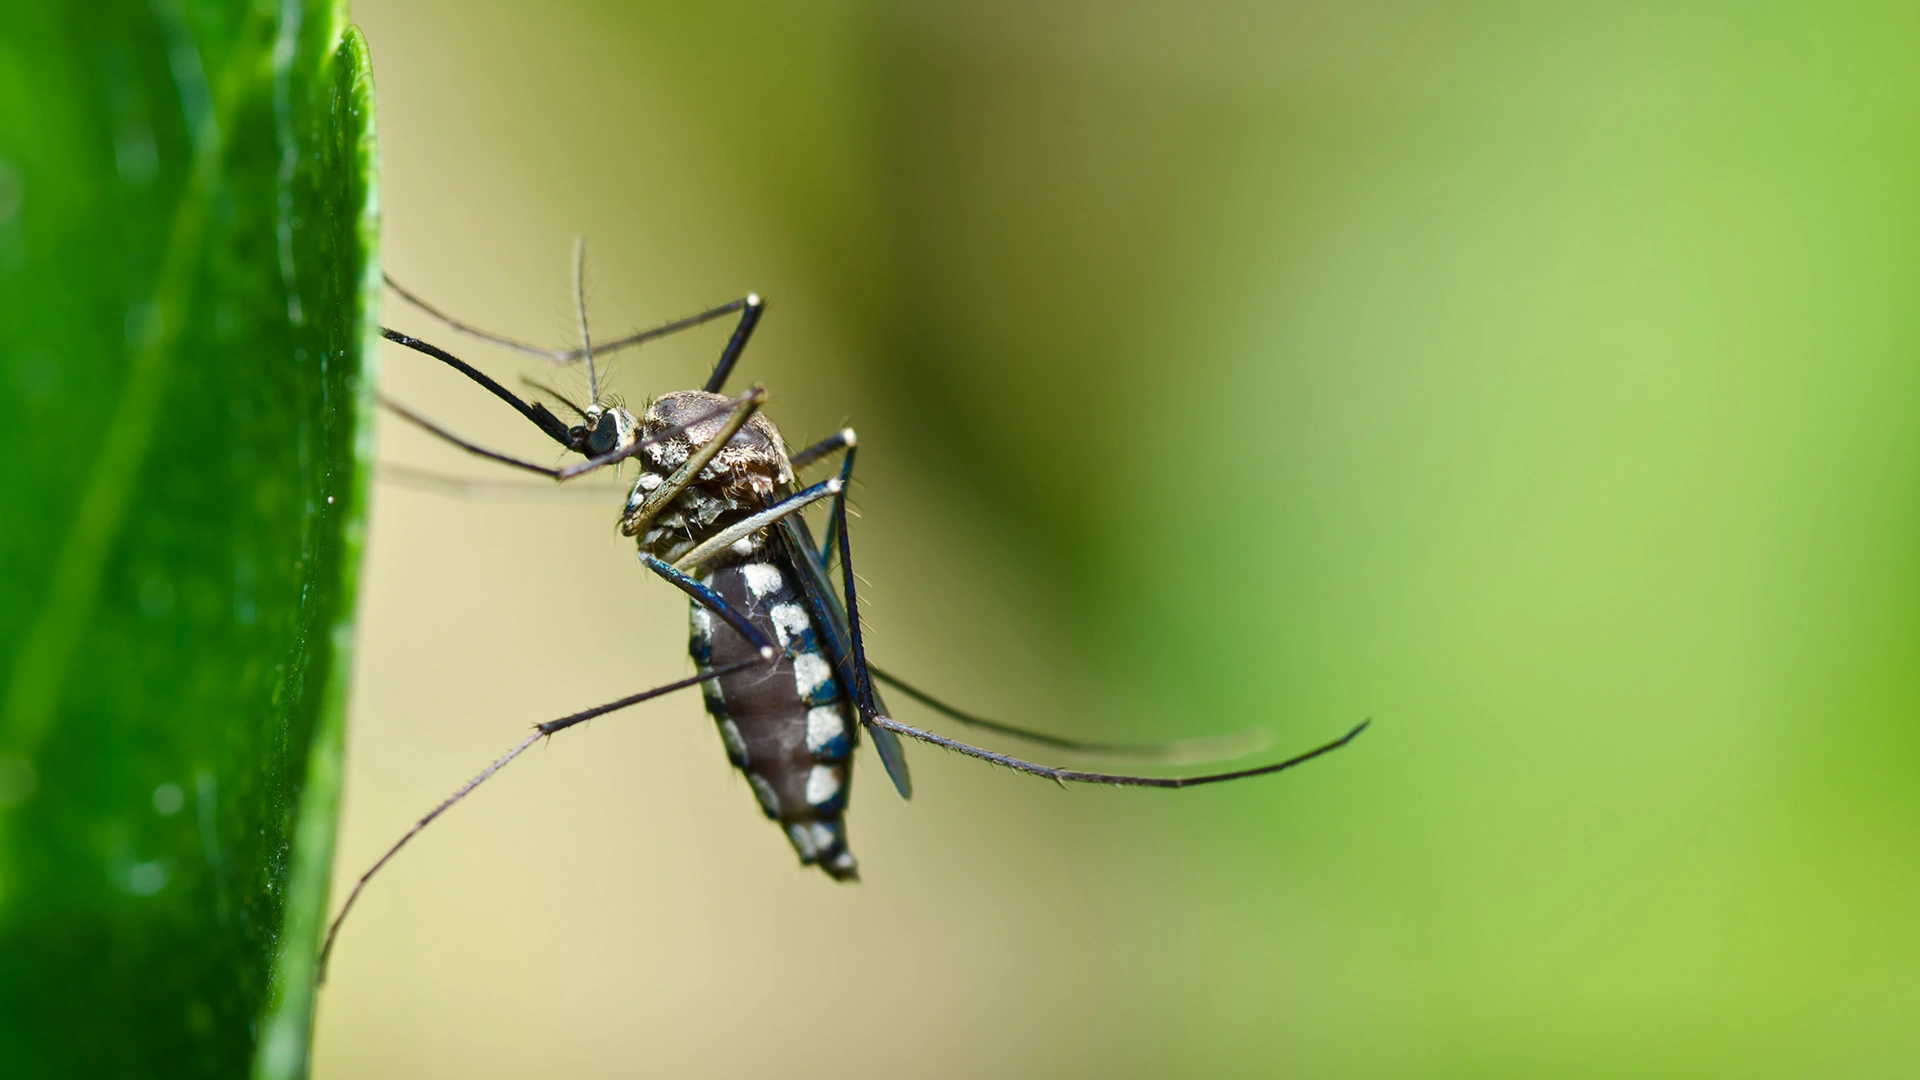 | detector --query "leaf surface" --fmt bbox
[0,4,377,1077]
